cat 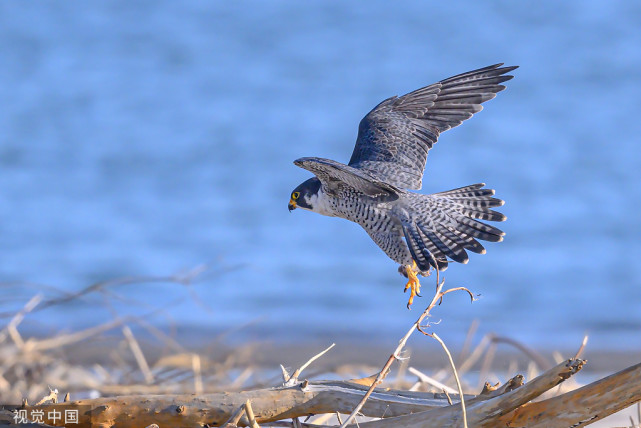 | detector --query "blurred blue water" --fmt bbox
[1,1,640,350]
